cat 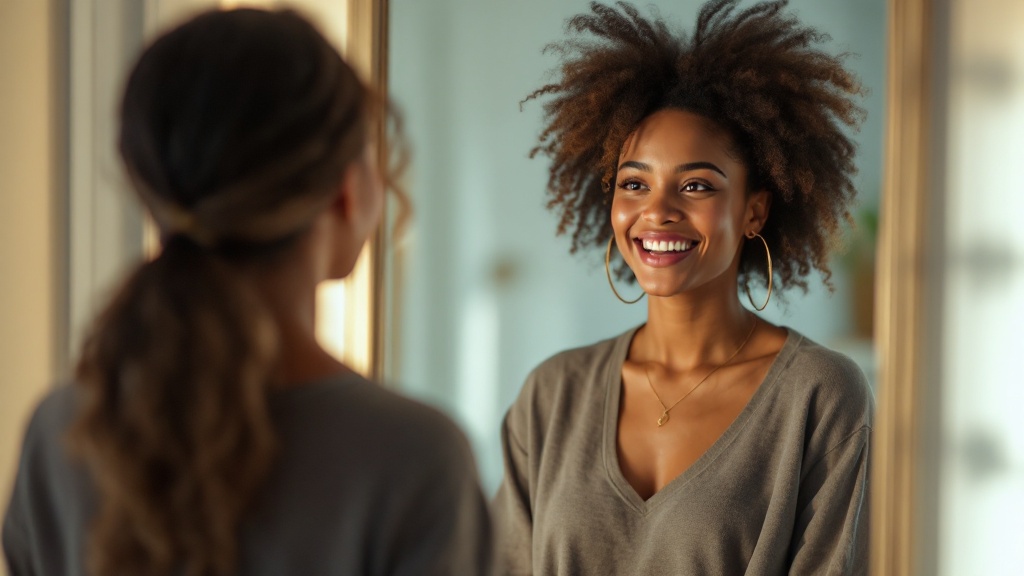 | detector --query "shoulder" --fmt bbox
[14,385,79,465]
[767,331,874,458]
[367,383,478,474]
[517,327,635,405]
[4,386,82,505]
[502,328,635,444]
[274,373,478,478]
[785,333,869,385]
[3,386,89,558]
[781,332,874,423]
